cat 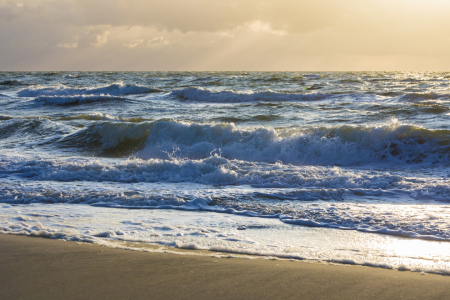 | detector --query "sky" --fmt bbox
[1,0,450,71]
